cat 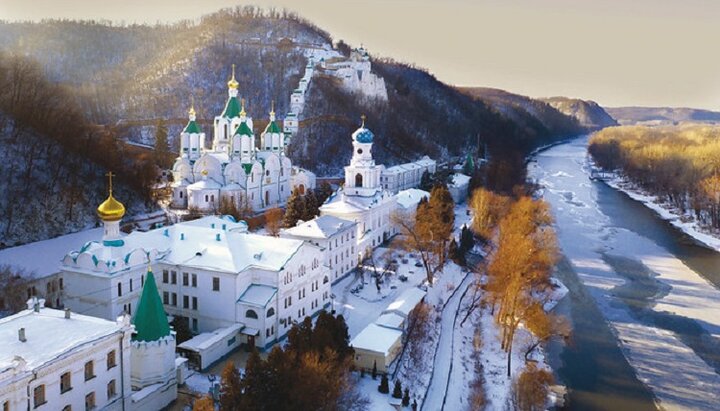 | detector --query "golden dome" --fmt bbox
[97,195,126,222]
[97,172,126,221]
[227,64,239,89]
